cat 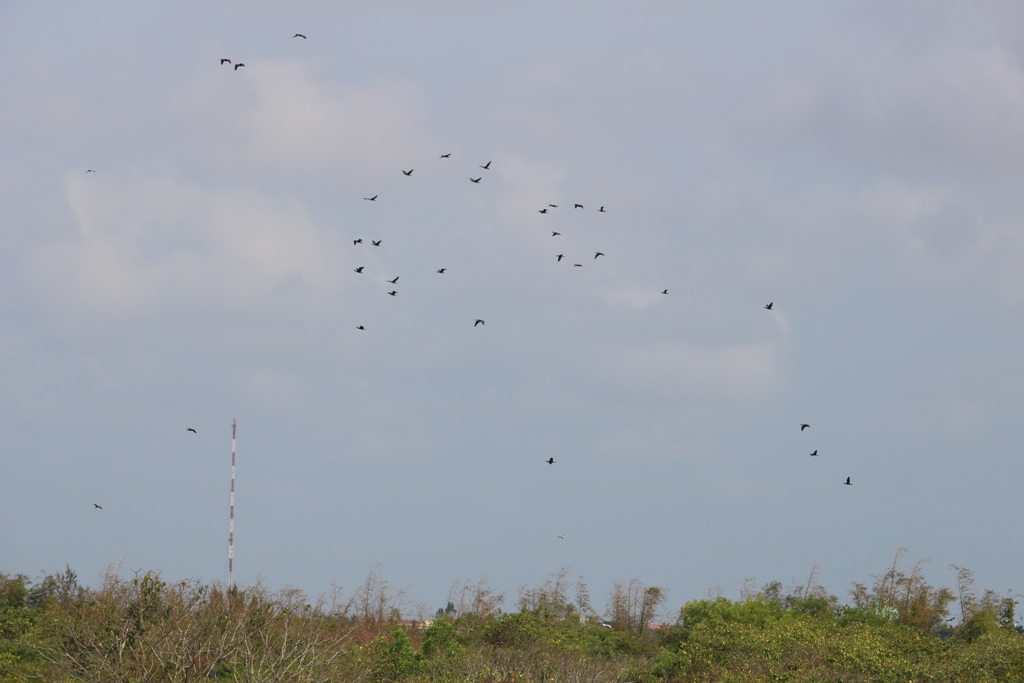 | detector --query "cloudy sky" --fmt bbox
[3,1,1024,614]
